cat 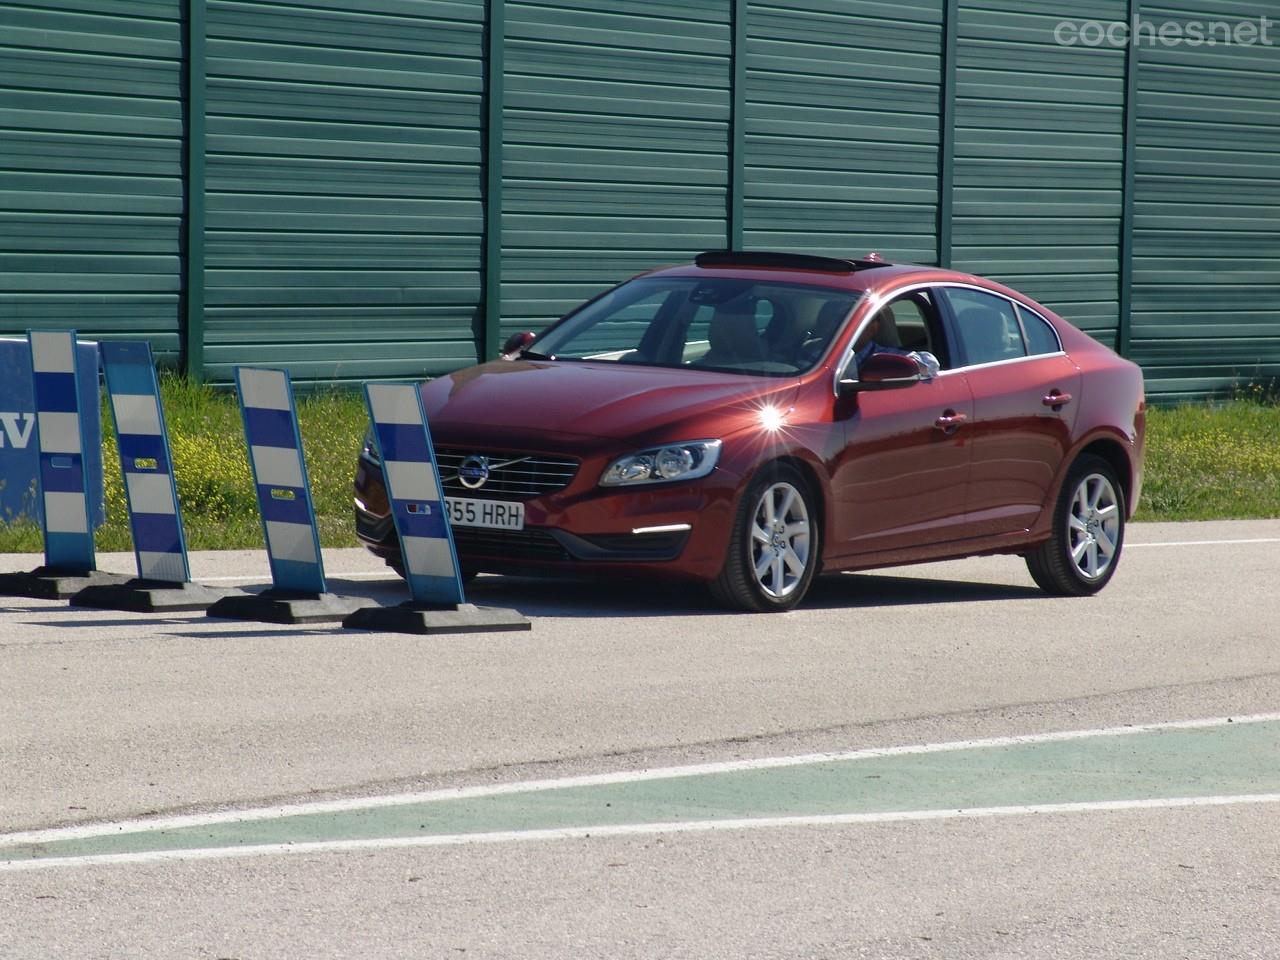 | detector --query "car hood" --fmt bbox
[421,360,801,445]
